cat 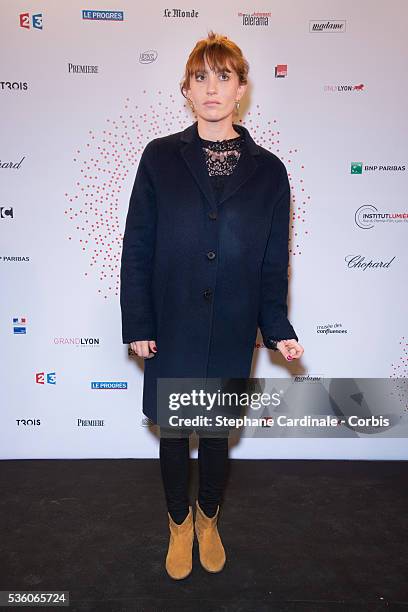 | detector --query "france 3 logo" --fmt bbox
[35,372,56,384]
[19,12,43,30]
[13,317,27,334]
